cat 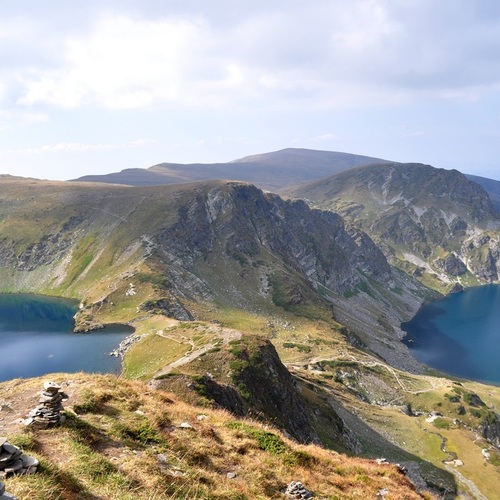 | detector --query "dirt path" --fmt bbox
[288,353,447,396]
[150,327,242,383]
